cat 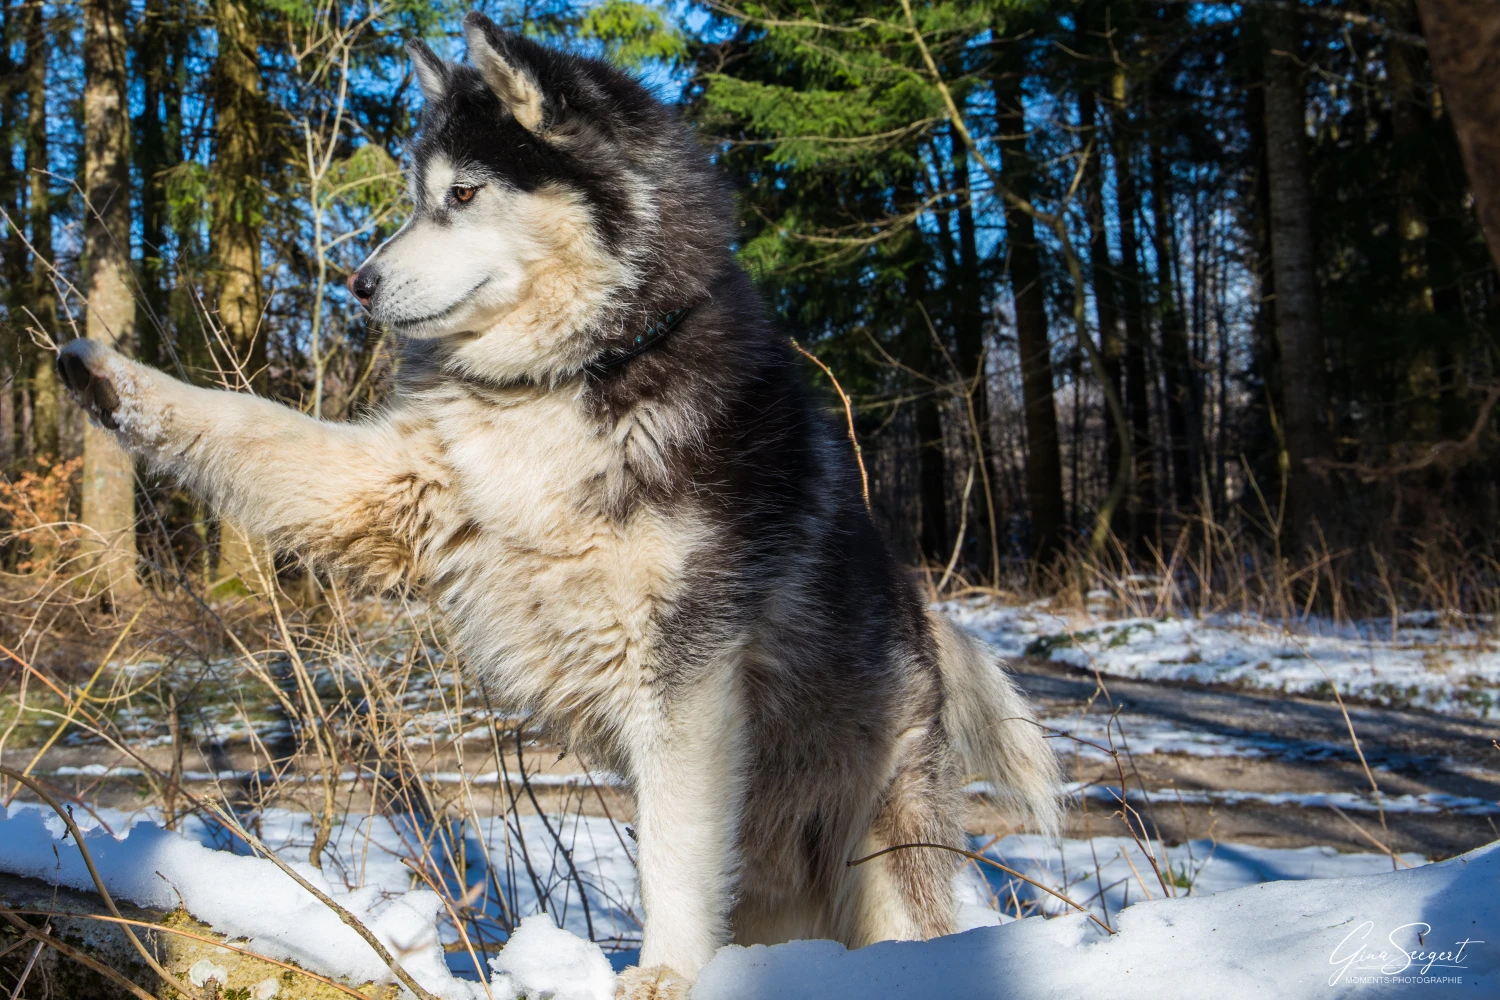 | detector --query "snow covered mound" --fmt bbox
[696,841,1500,999]
[944,599,1500,718]
[0,804,482,997]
